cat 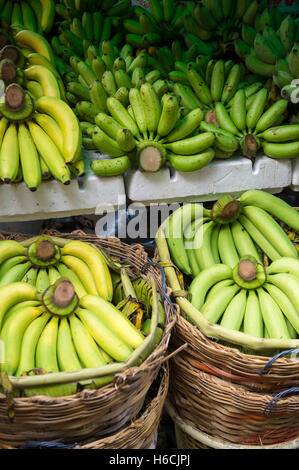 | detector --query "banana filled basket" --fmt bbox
[156,189,299,446]
[0,230,175,448]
